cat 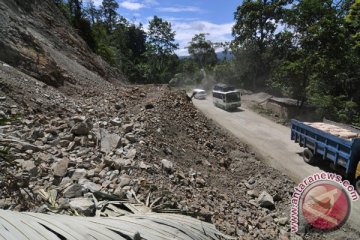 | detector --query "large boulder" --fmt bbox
[69,198,95,216]
[100,130,121,154]
[51,158,69,177]
[257,191,275,209]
